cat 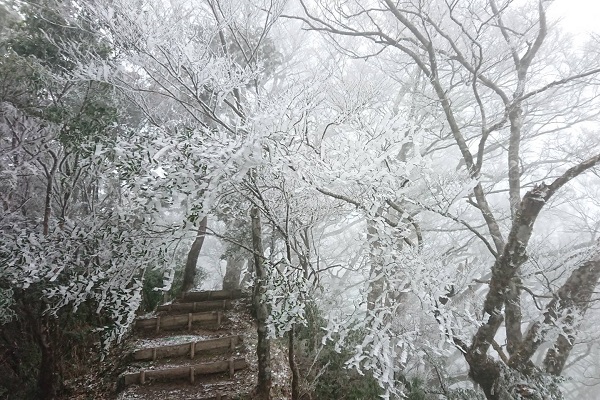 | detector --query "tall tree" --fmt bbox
[0,1,172,397]
[65,0,288,396]
[292,0,600,397]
